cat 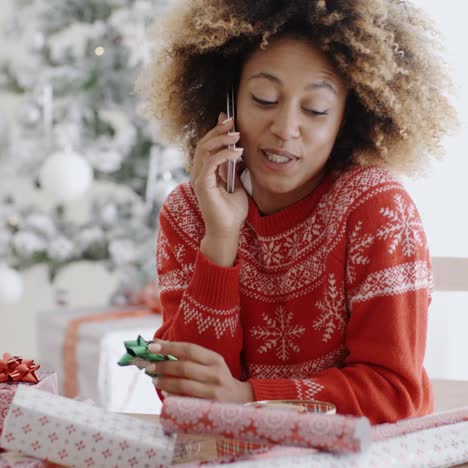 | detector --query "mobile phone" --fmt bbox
[226,84,236,193]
